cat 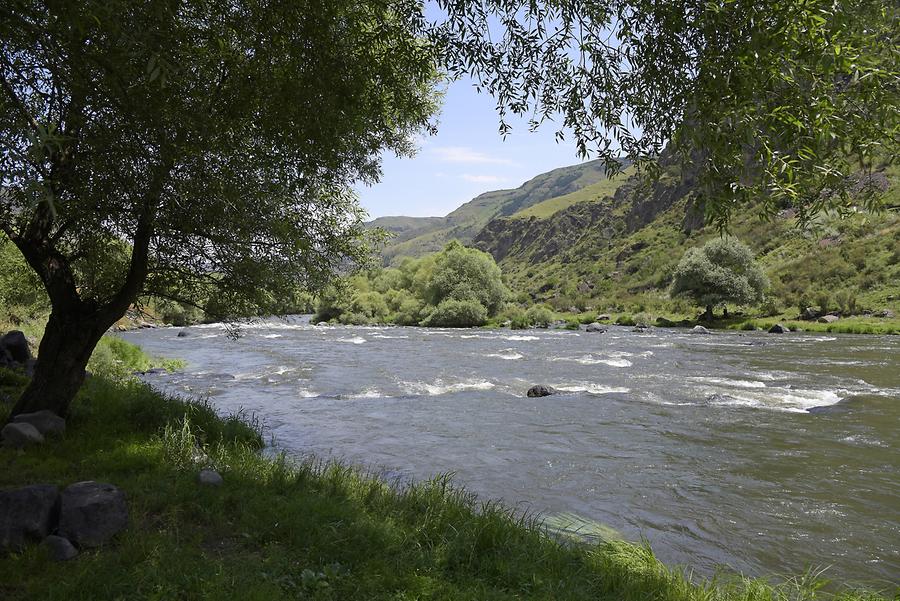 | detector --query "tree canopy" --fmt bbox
[432,0,899,226]
[0,0,439,415]
[670,238,769,318]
